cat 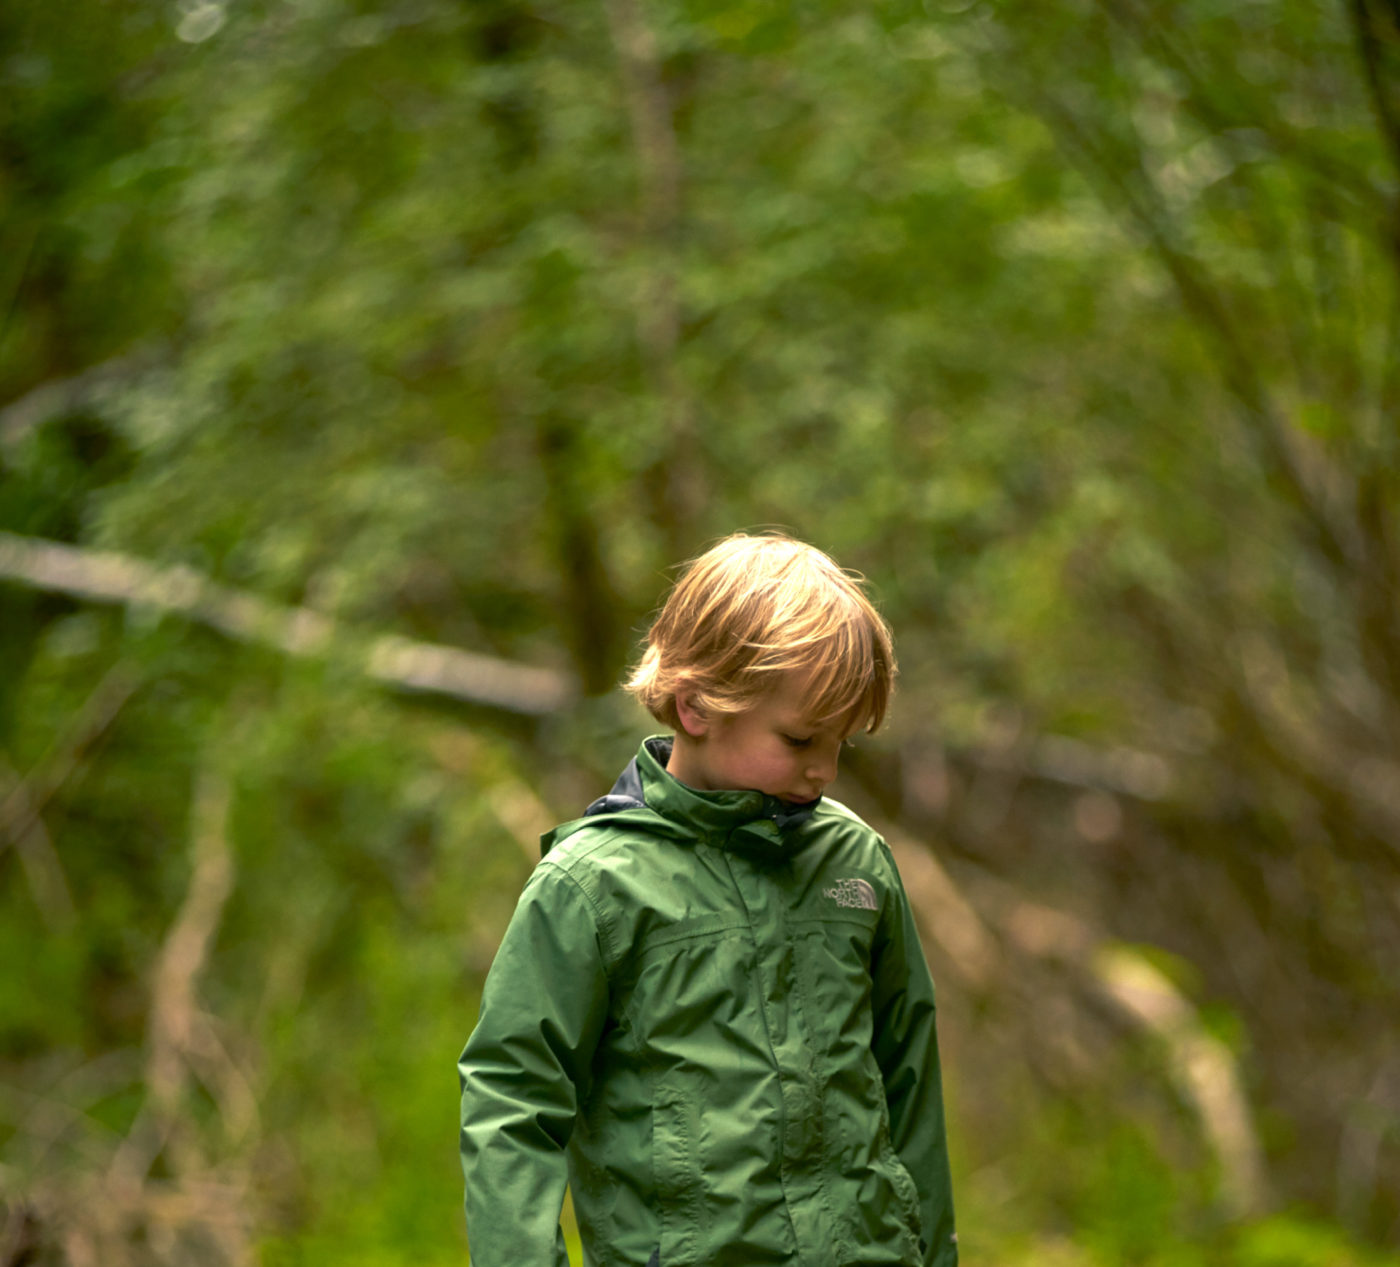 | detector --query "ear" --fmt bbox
[674,689,710,739]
